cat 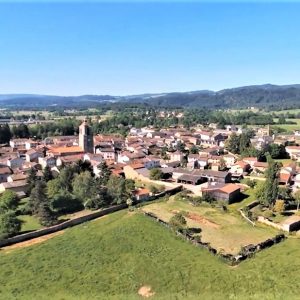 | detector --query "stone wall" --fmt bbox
[0,185,183,248]
[257,216,284,231]
[0,204,127,248]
